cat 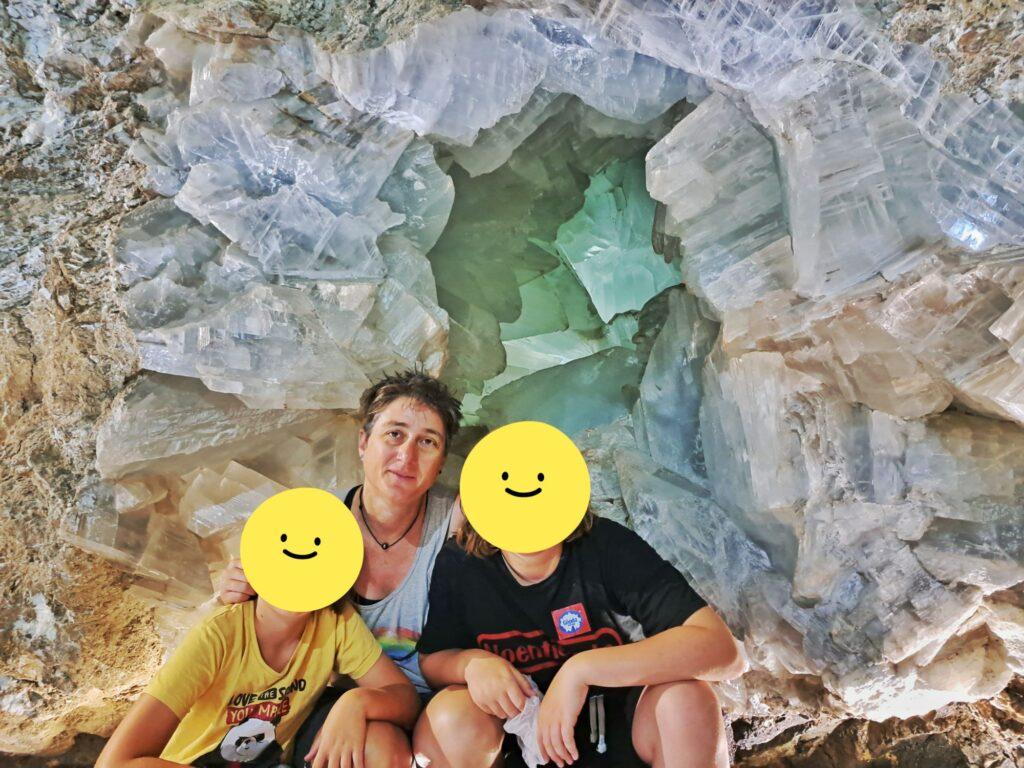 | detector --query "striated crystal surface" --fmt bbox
[646,93,793,317]
[121,74,453,406]
[180,461,286,539]
[95,373,332,479]
[478,347,642,436]
[326,8,701,146]
[751,63,943,298]
[575,0,1024,253]
[429,97,672,398]
[633,289,717,481]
